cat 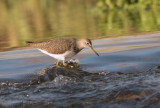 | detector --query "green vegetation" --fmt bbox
[93,0,160,37]
[97,0,160,10]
